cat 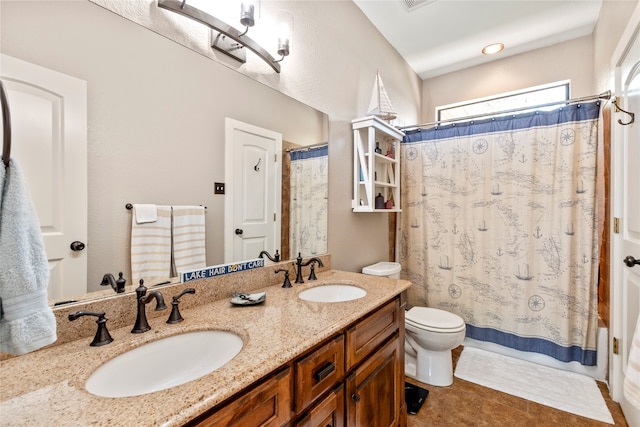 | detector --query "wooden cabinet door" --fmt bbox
[189,367,292,427]
[345,333,402,427]
[295,384,345,427]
